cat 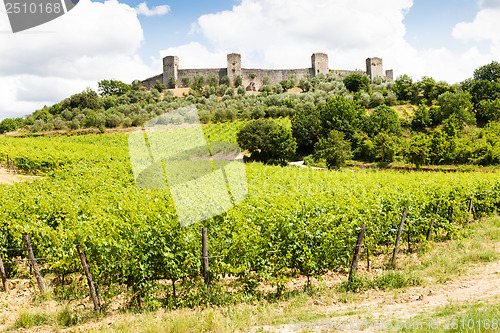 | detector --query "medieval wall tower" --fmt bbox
[163,56,179,87]
[227,53,242,87]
